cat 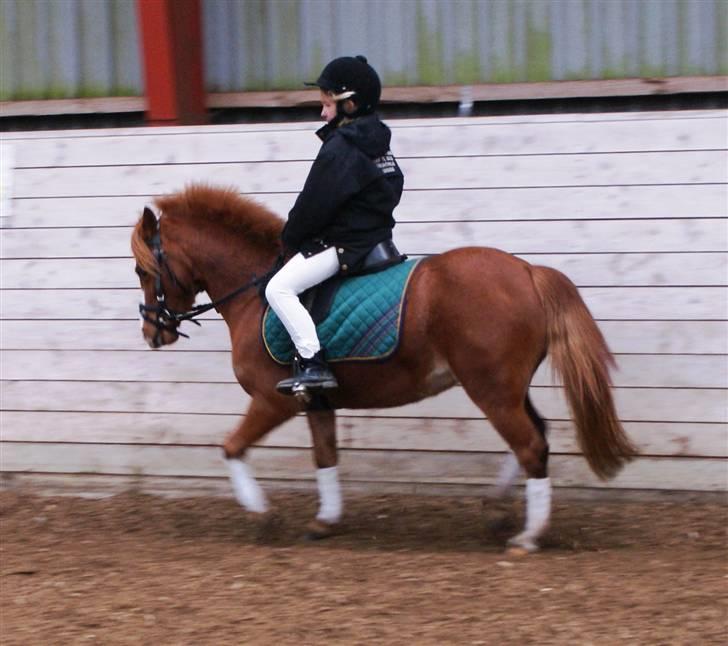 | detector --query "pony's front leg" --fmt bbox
[306,406,341,539]
[223,395,296,514]
[226,459,268,513]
